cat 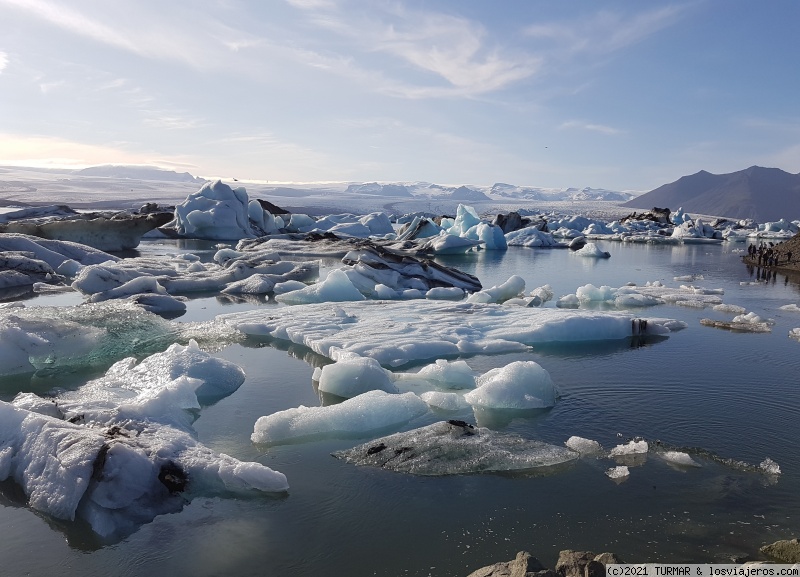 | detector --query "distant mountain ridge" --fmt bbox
[76,165,206,183]
[623,166,800,222]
